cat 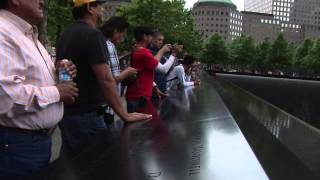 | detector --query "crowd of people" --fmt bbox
[0,0,200,179]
